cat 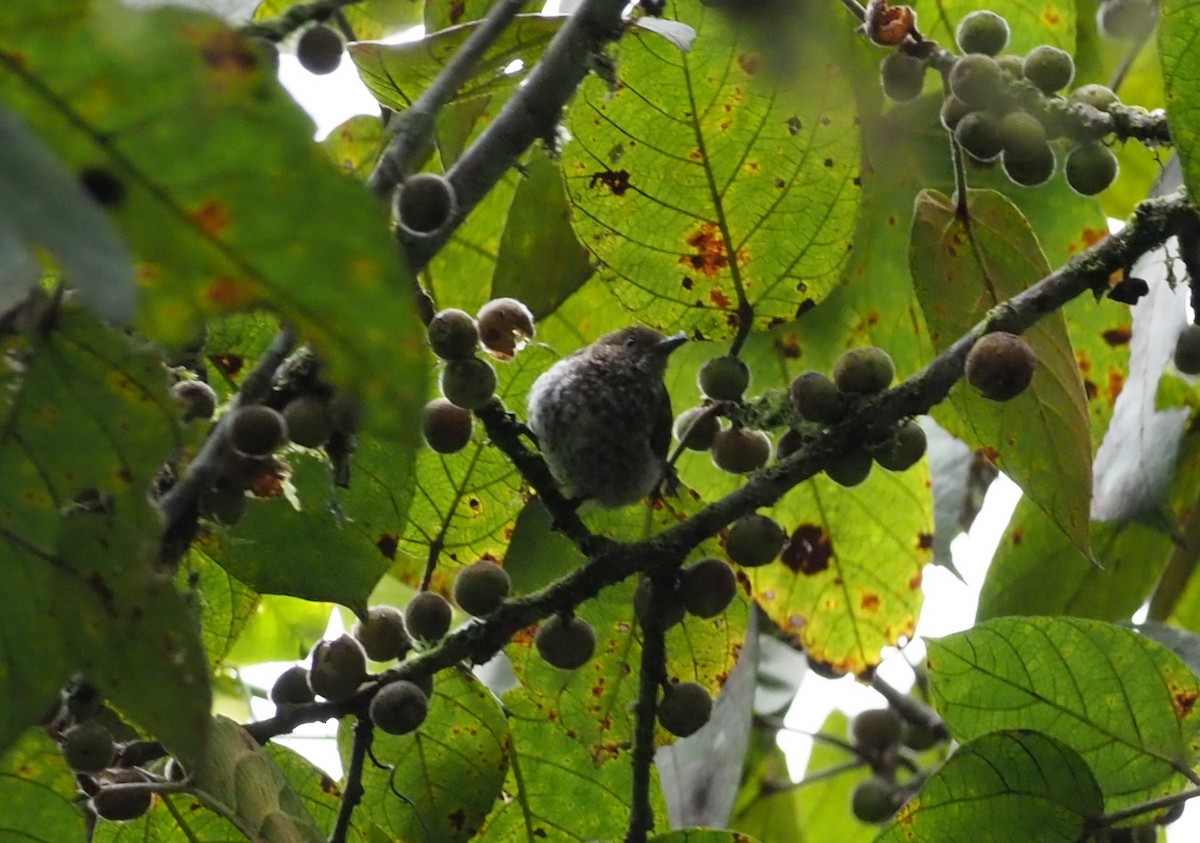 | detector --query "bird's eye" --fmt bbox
[625,337,637,347]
